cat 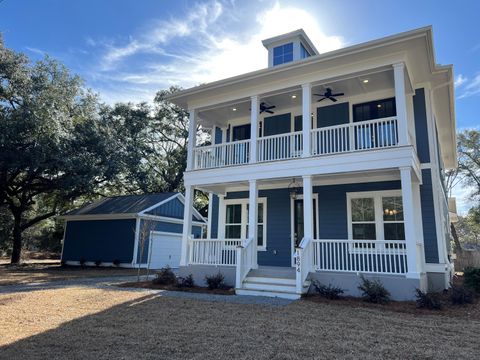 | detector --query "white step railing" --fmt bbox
[188,238,241,266]
[257,131,303,162]
[295,237,314,294]
[311,117,398,156]
[313,239,407,275]
[235,237,255,288]
[193,139,250,170]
